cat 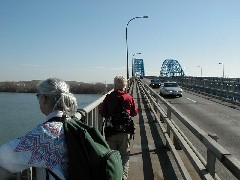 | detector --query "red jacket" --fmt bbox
[99,90,138,119]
